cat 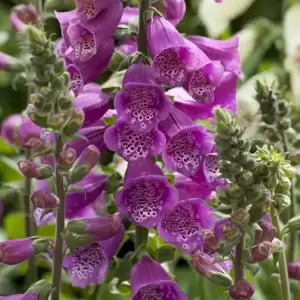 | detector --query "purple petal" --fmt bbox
[115,36,137,56]
[157,198,215,253]
[18,117,41,147]
[104,121,166,162]
[1,114,23,145]
[162,125,215,177]
[124,159,164,185]
[34,208,56,226]
[66,64,84,96]
[130,256,173,295]
[116,175,178,228]
[119,7,138,25]
[63,243,108,288]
